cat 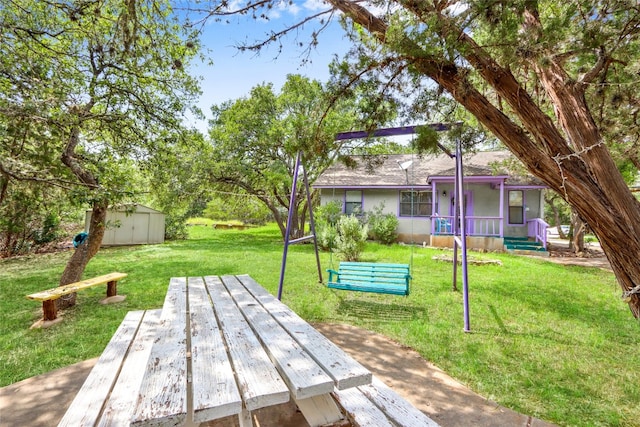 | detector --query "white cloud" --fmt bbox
[302,0,327,12]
